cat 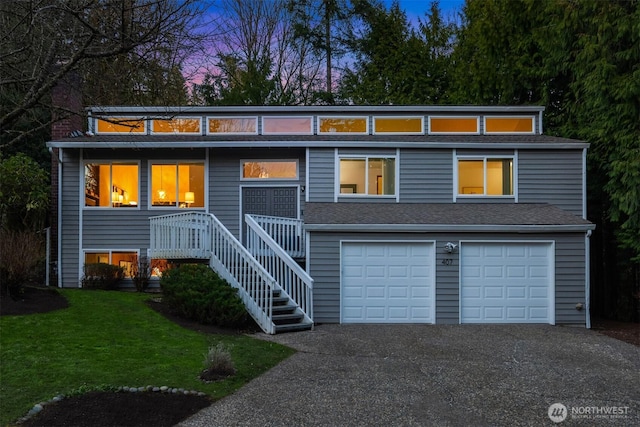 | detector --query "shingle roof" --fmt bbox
[303,203,594,232]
